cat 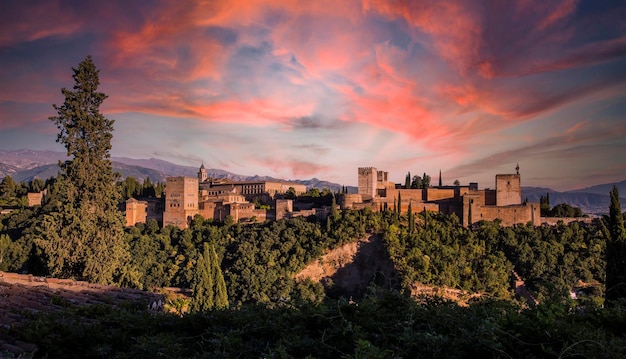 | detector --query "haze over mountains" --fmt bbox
[0,149,345,194]
[1,149,624,215]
